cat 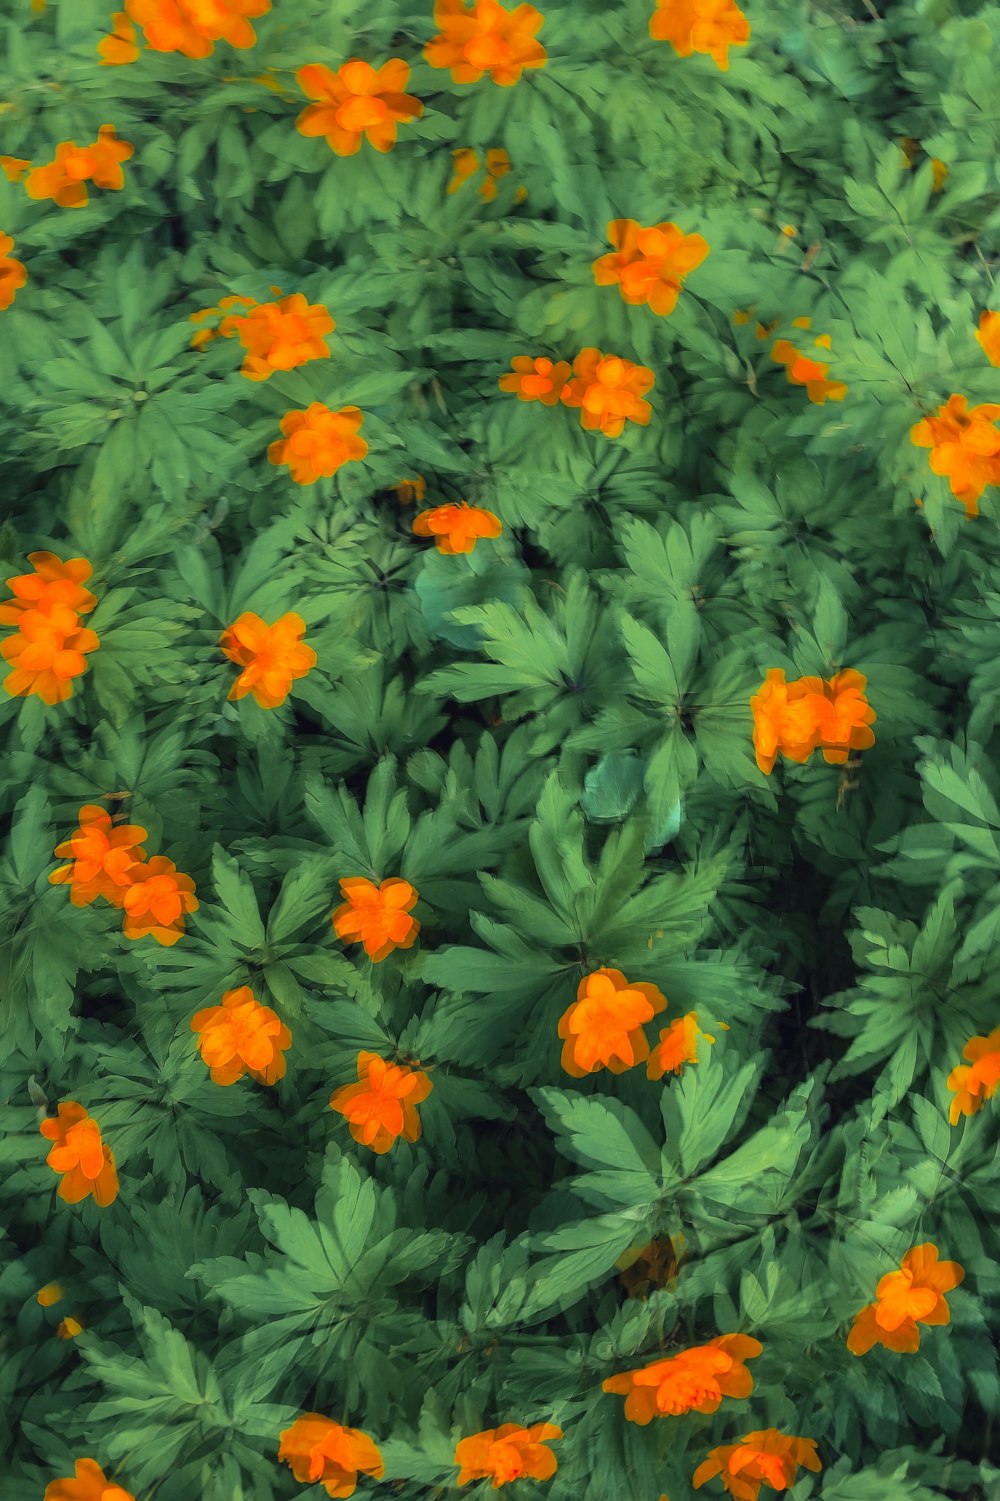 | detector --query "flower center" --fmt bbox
[336,95,390,132]
[465,34,512,69]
